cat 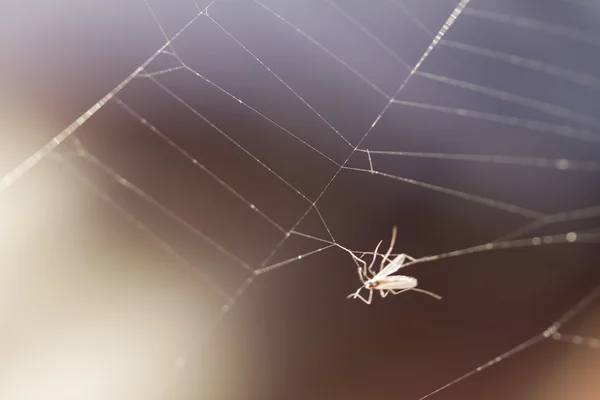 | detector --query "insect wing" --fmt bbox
[375,275,417,290]
[379,254,407,277]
